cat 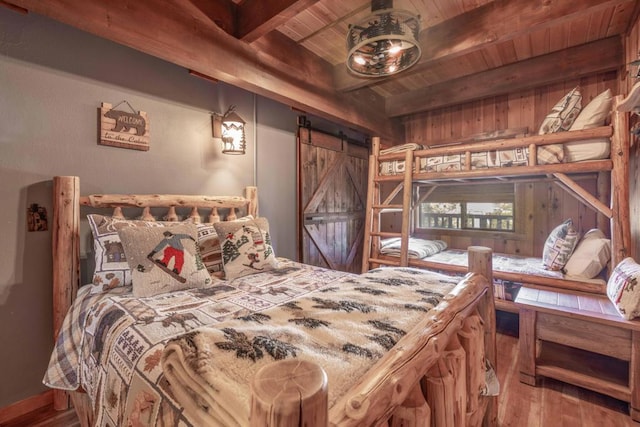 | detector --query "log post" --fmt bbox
[425,358,455,426]
[250,360,328,427]
[467,246,496,427]
[611,96,631,267]
[52,176,80,410]
[389,381,431,427]
[245,186,259,218]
